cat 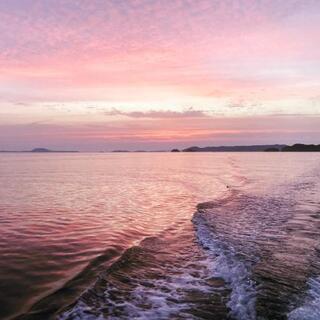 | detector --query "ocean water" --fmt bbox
[0,153,319,320]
